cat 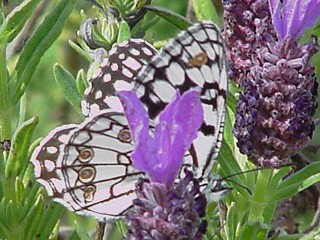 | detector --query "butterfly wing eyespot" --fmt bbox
[83,185,96,203]
[79,148,94,162]
[78,166,96,183]
[118,129,132,143]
